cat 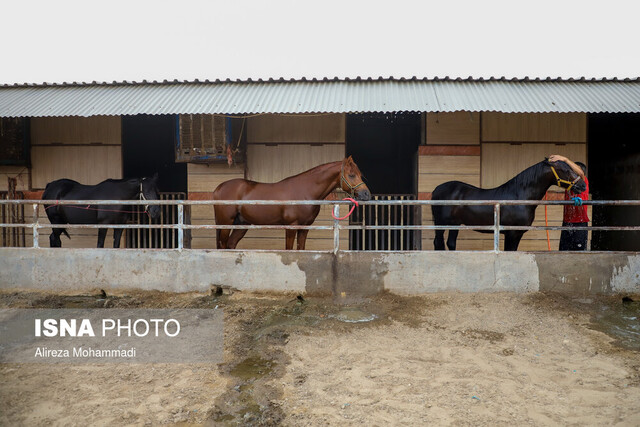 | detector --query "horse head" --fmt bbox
[340,156,371,201]
[544,158,587,194]
[141,173,162,220]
